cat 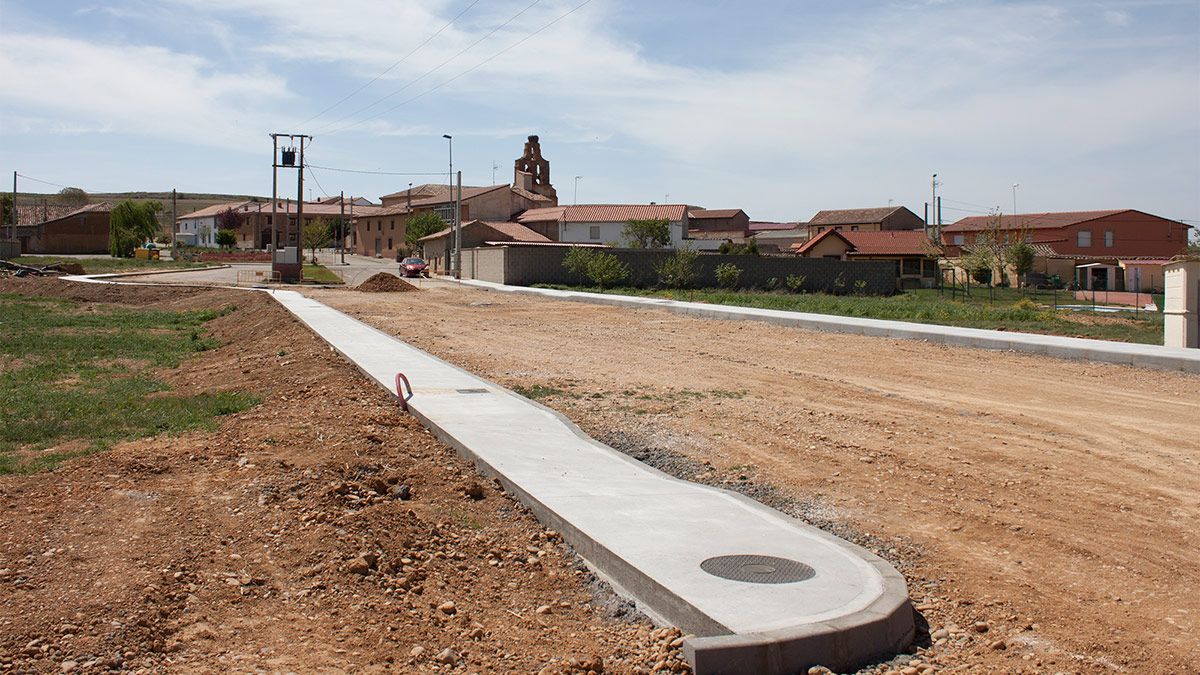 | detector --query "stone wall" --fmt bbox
[465,246,897,295]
